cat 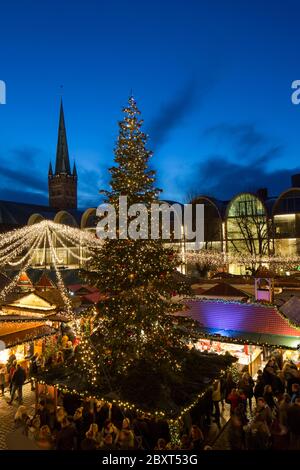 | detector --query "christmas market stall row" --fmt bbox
[0,285,71,384]
[174,298,300,375]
